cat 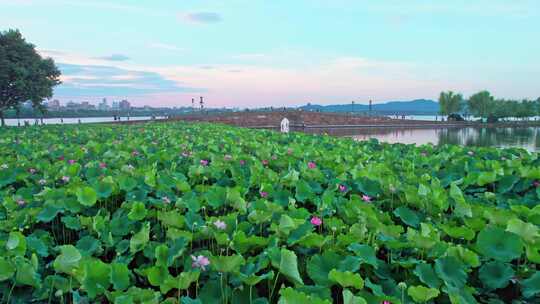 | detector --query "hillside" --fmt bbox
[299,99,439,114]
